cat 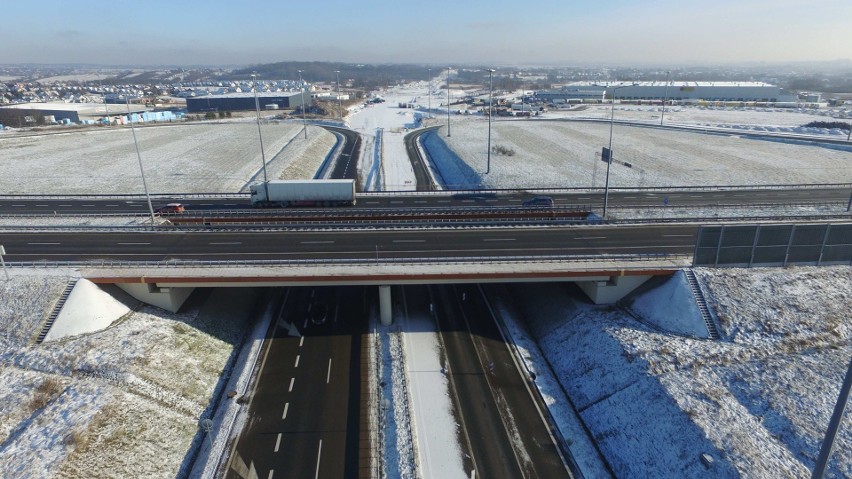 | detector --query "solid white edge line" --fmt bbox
[282,402,289,420]
[274,433,282,452]
[288,377,295,392]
